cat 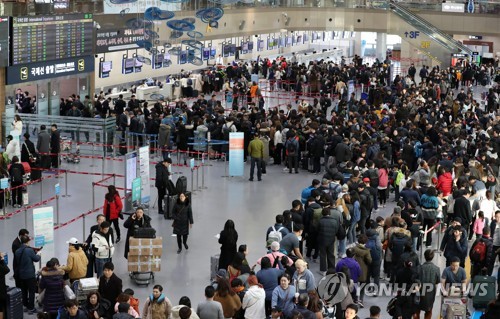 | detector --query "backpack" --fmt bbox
[329,183,341,201]
[311,207,323,231]
[368,169,379,187]
[414,141,423,158]
[11,165,23,183]
[187,78,193,86]
[222,123,234,141]
[389,232,408,261]
[366,237,382,263]
[387,296,398,316]
[470,240,487,263]
[287,140,297,156]
[268,226,284,244]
